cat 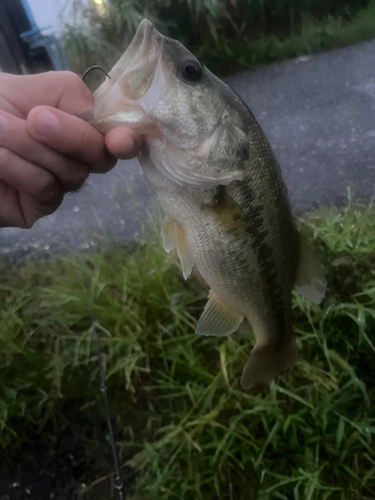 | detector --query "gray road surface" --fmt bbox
[1,41,375,258]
